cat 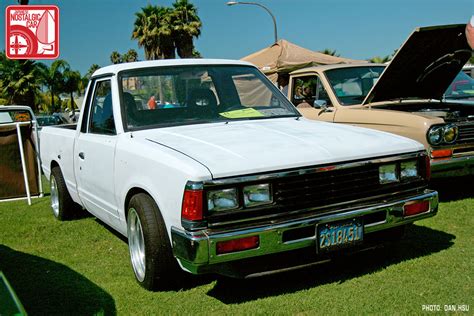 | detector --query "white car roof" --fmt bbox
[93,59,255,77]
